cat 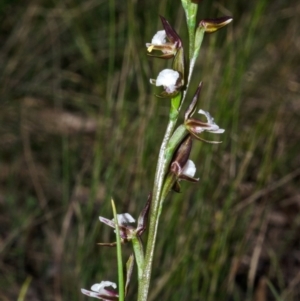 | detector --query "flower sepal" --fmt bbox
[136,193,151,236]
[199,16,233,33]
